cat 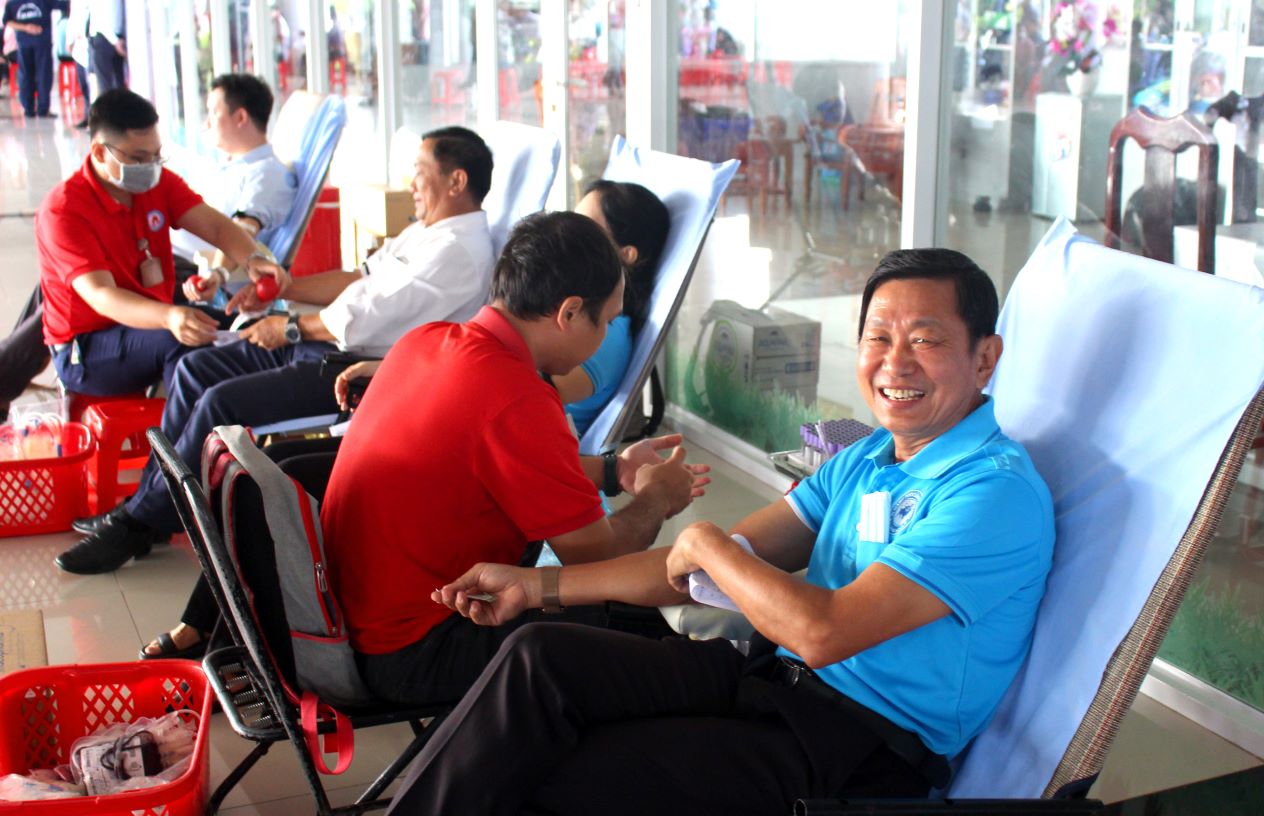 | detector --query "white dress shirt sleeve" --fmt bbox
[318,226,487,355]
